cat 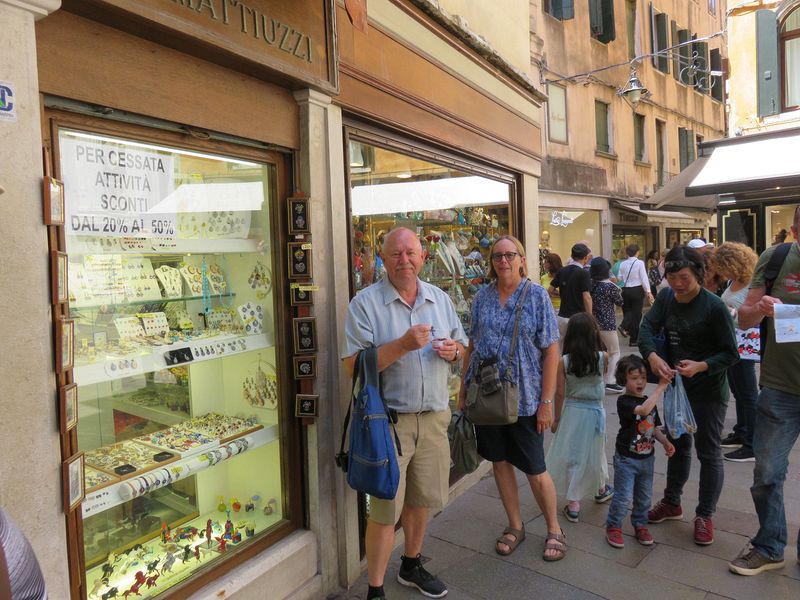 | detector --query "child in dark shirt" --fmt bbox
[606,355,675,549]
